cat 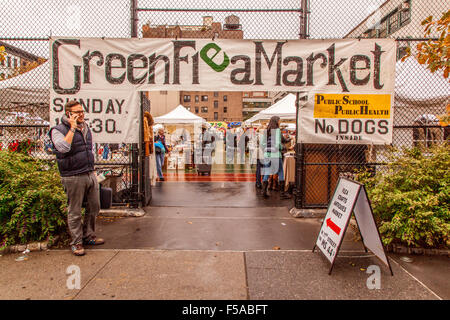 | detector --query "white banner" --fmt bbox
[297,92,394,144]
[50,38,396,143]
[50,90,140,143]
[50,38,396,93]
